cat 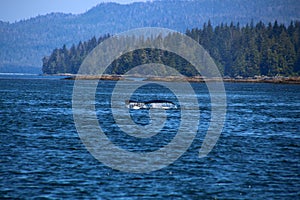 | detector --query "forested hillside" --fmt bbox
[42,21,300,77]
[1,0,300,73]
